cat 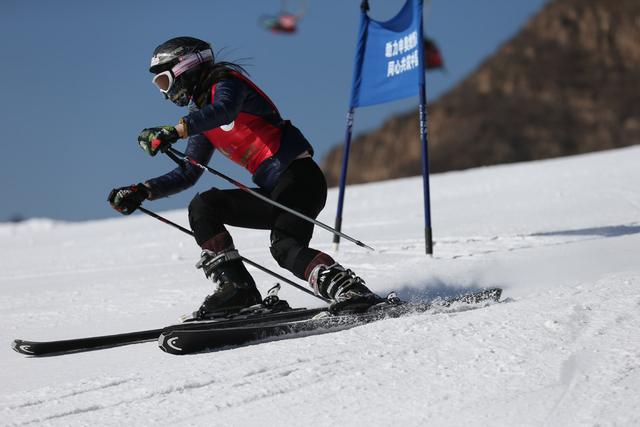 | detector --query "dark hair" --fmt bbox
[207,61,249,83]
[192,59,250,107]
